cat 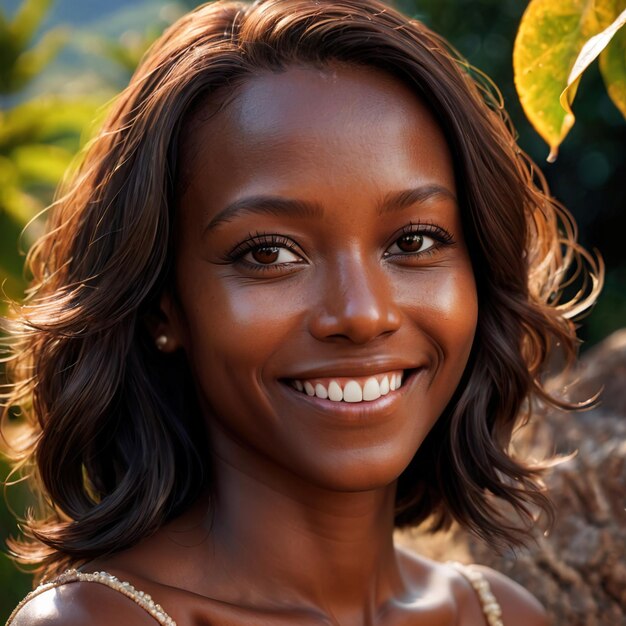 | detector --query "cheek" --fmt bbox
[178,271,305,382]
[398,264,477,374]
[397,263,478,461]
[174,272,305,452]
[406,267,478,445]
[435,267,478,351]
